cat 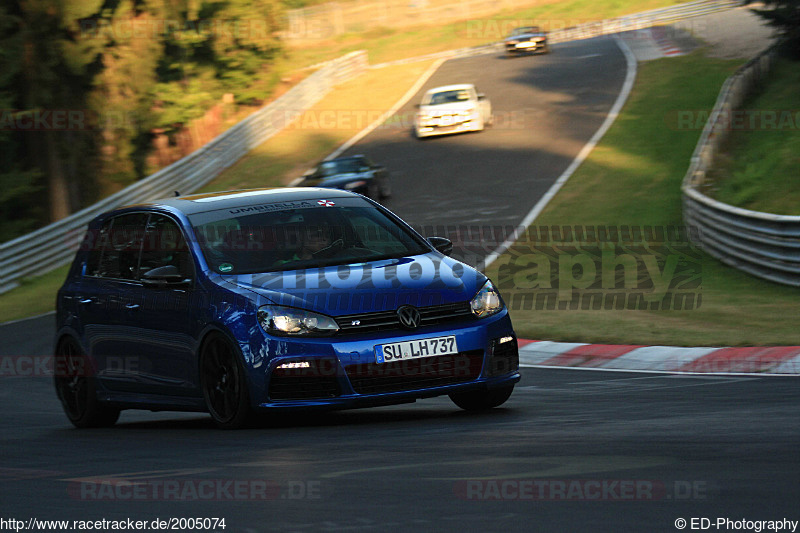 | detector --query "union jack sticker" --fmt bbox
[317,200,335,207]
